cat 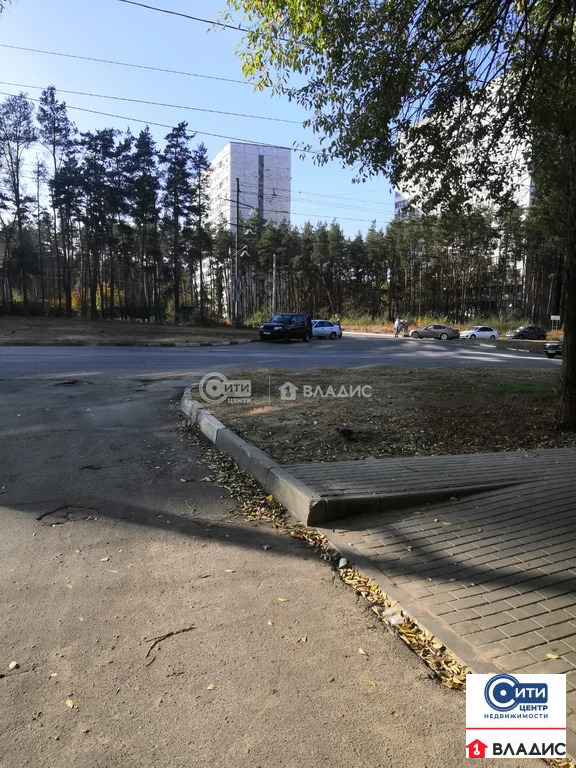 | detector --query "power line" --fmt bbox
[219,197,388,224]
[238,180,396,209]
[0,91,320,154]
[0,44,253,87]
[0,80,301,125]
[117,0,250,32]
